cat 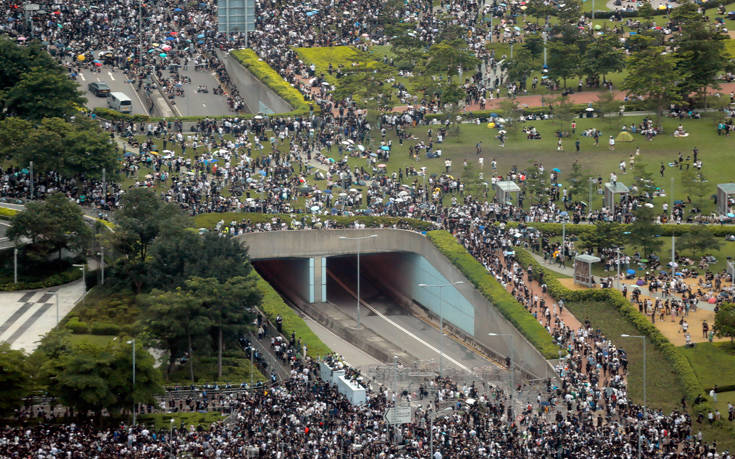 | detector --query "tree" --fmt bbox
[552,95,576,133]
[113,189,185,264]
[141,288,211,381]
[715,303,735,342]
[670,2,727,106]
[0,343,32,413]
[581,35,625,85]
[504,48,535,90]
[523,34,545,59]
[7,193,92,261]
[3,68,85,120]
[594,90,619,128]
[578,222,625,254]
[48,342,162,419]
[547,41,581,88]
[524,163,549,205]
[567,161,589,202]
[0,37,63,93]
[0,117,33,161]
[627,206,663,257]
[424,40,480,78]
[631,162,657,201]
[624,46,684,122]
[185,276,261,379]
[678,225,721,257]
[16,117,118,179]
[149,232,255,288]
[680,167,709,208]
